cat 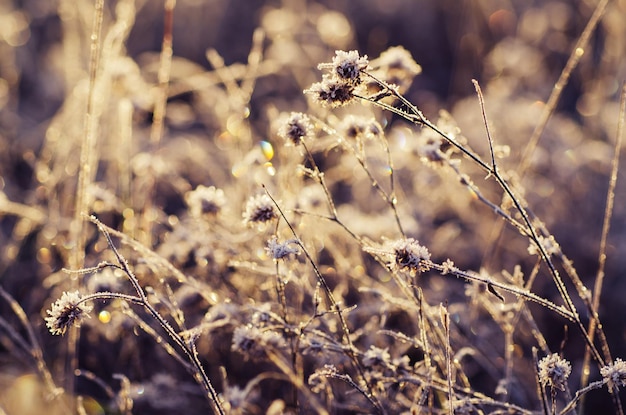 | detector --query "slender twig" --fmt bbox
[580,84,626,400]
[517,0,609,177]
[88,216,225,415]
[262,186,386,415]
